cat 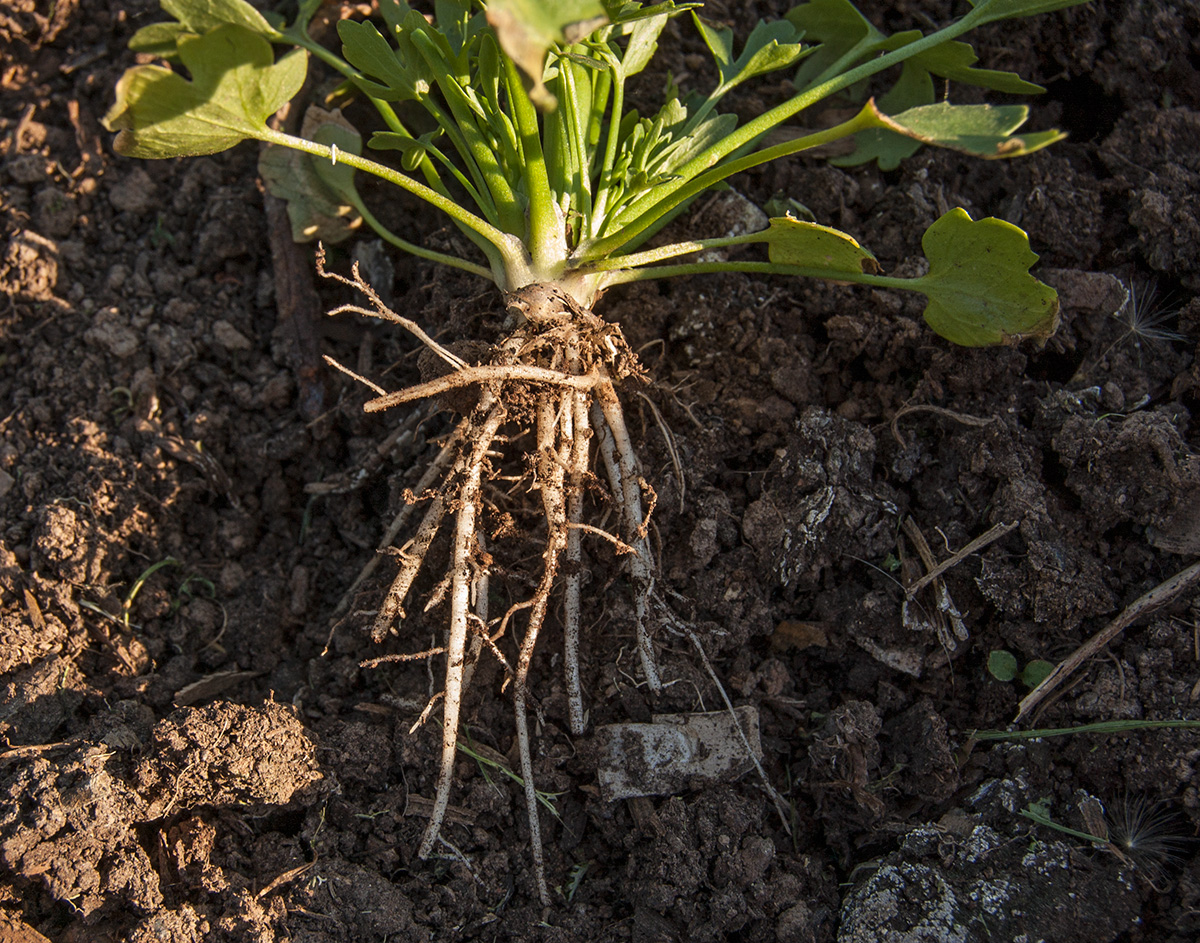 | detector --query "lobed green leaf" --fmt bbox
[912,208,1059,346]
[338,18,430,102]
[103,25,306,159]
